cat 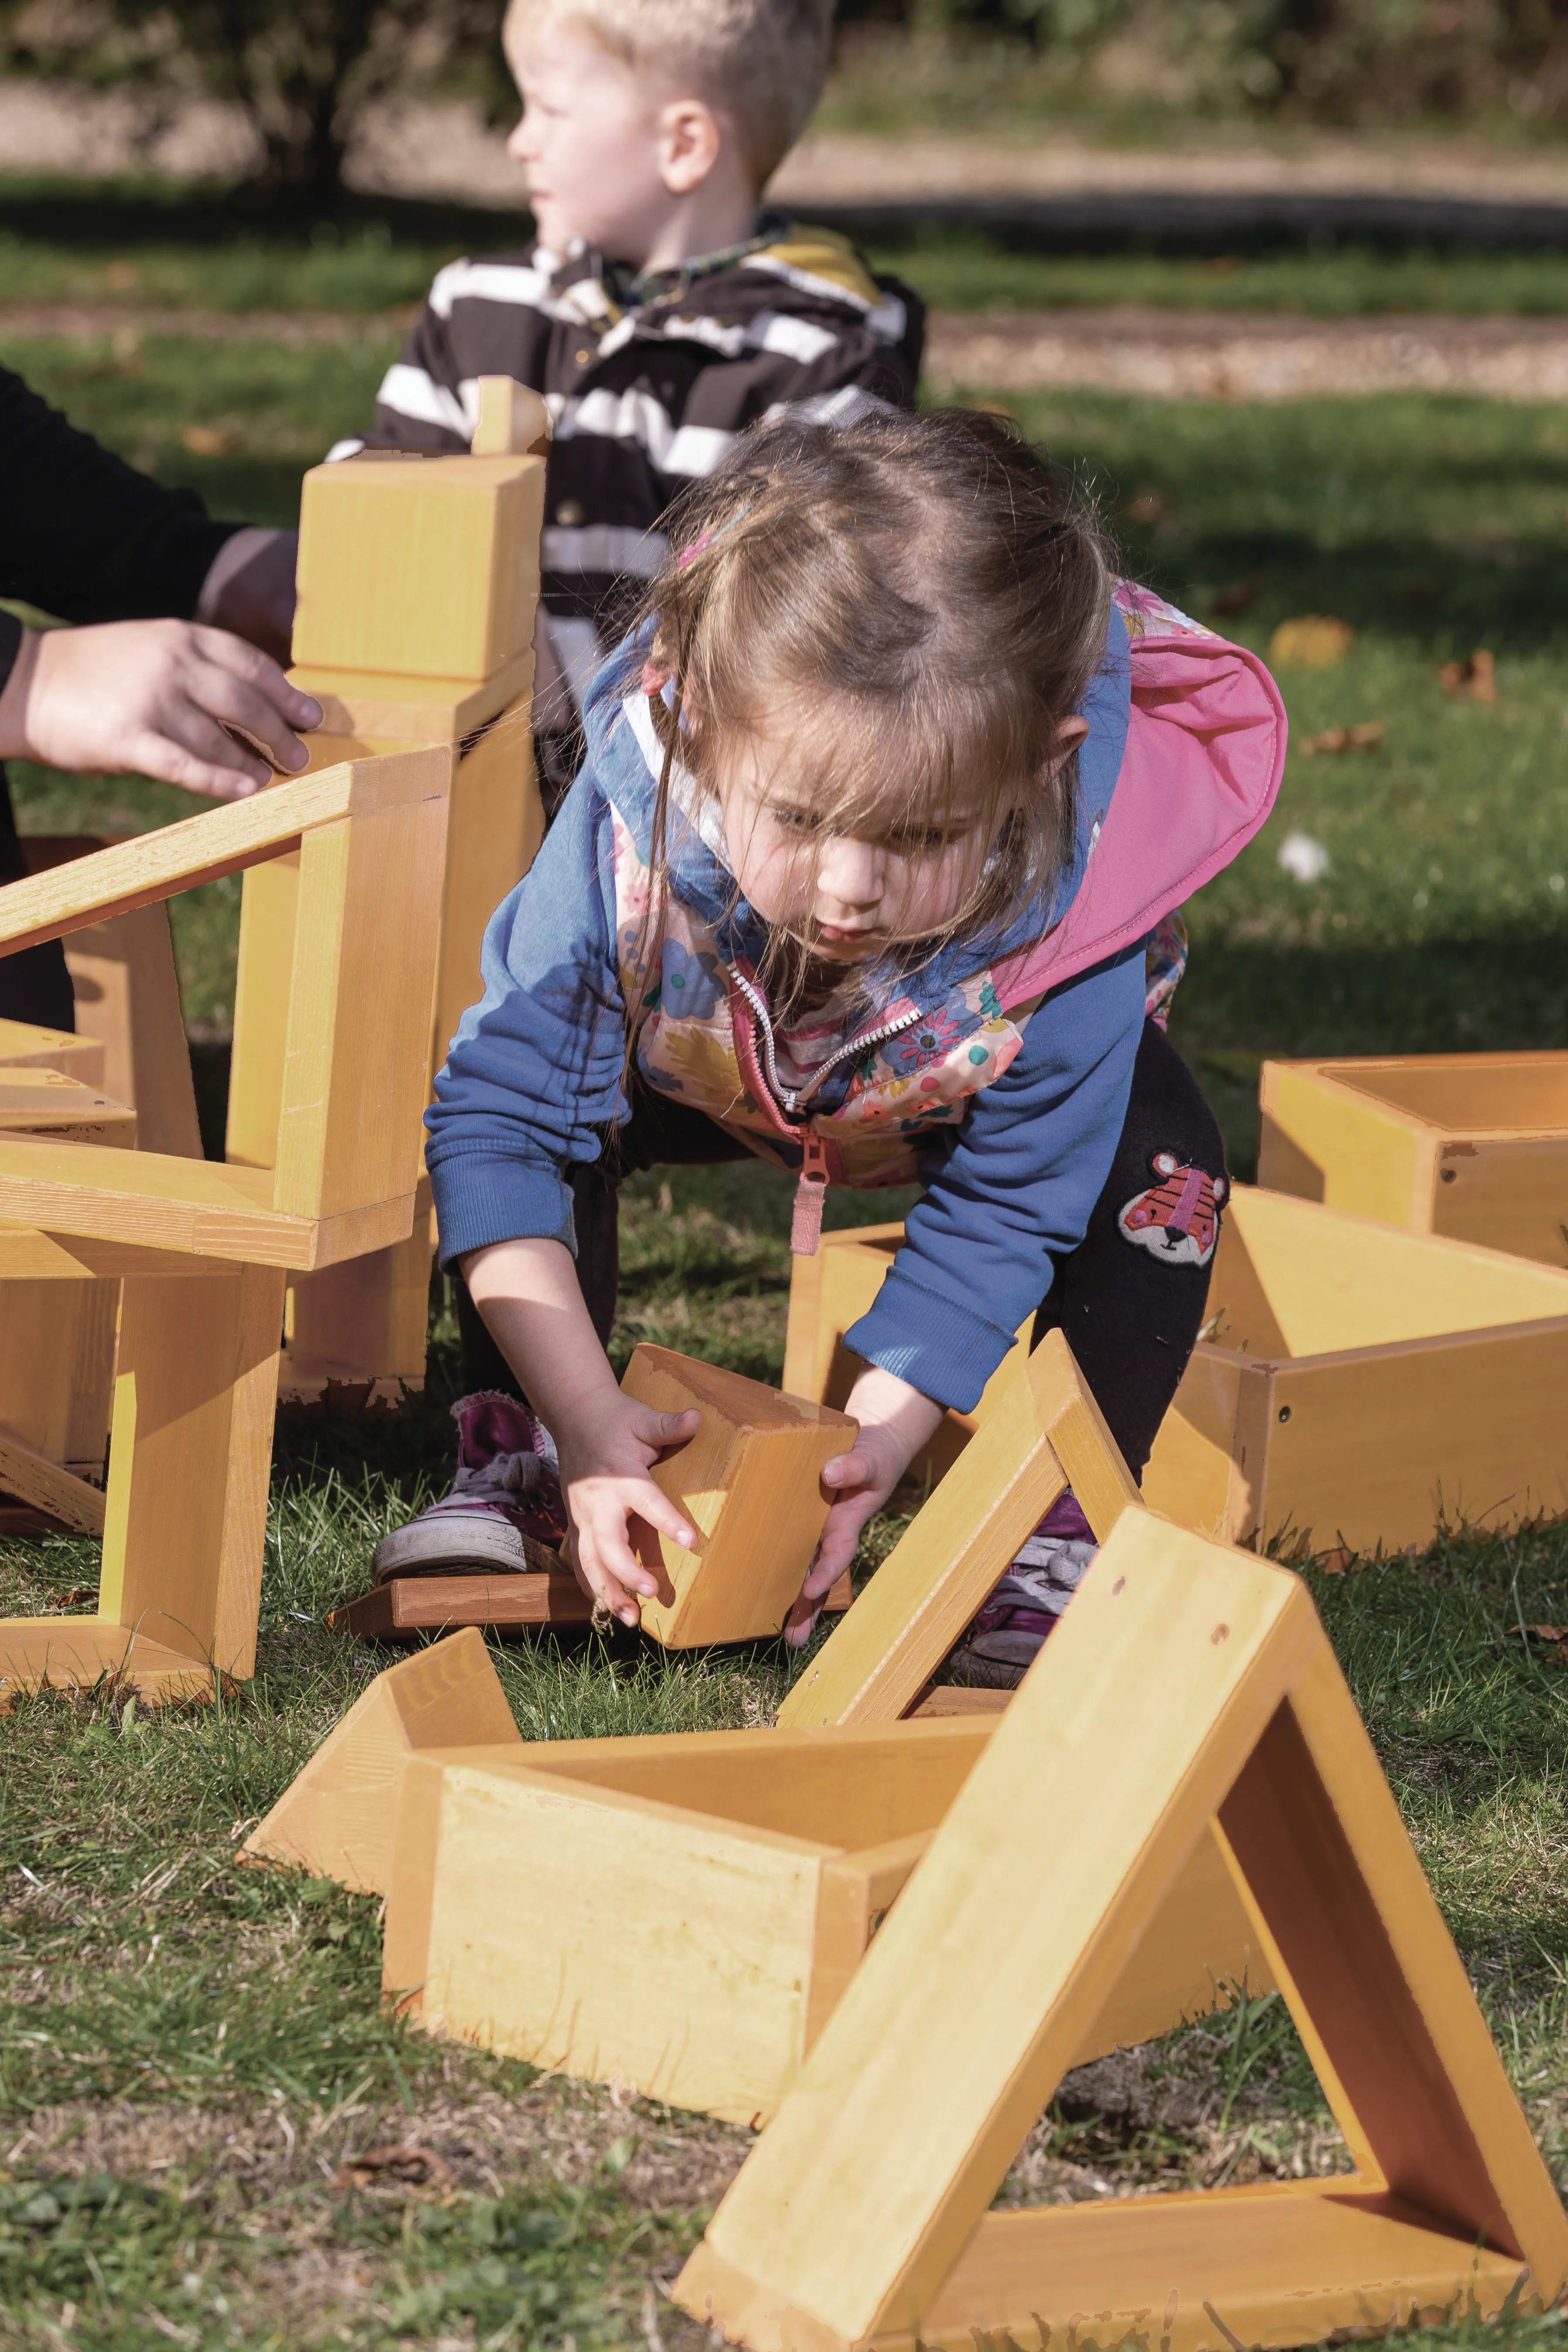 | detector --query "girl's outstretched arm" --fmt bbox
[782,1366,943,1649]
[462,1236,700,1626]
